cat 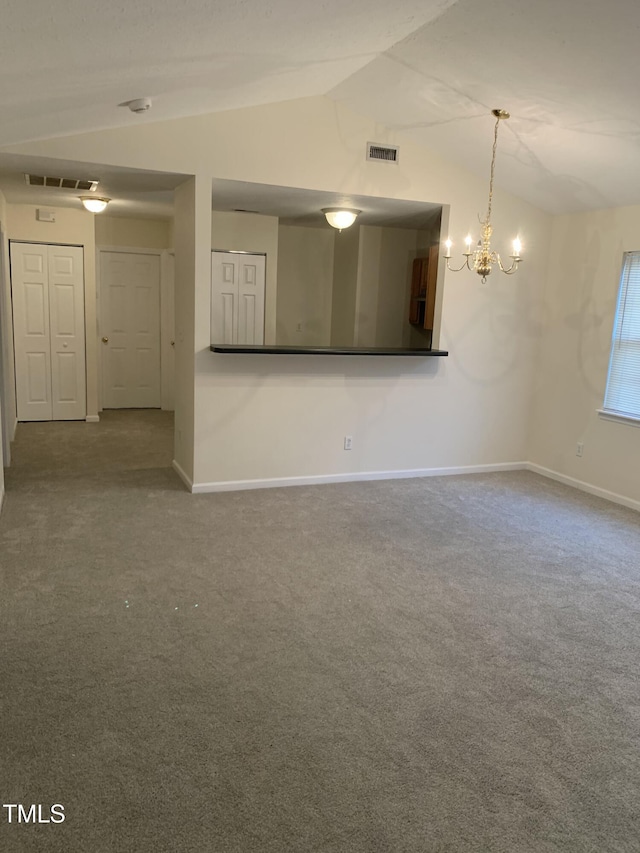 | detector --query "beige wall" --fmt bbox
[95,215,172,250]
[277,224,334,346]
[330,225,359,346]
[174,178,209,482]
[375,226,420,348]
[6,203,99,419]
[4,96,552,490]
[529,205,640,504]
[211,210,279,345]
